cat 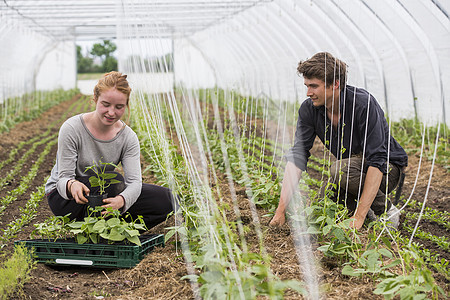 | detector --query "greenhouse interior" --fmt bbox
[0,0,449,299]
